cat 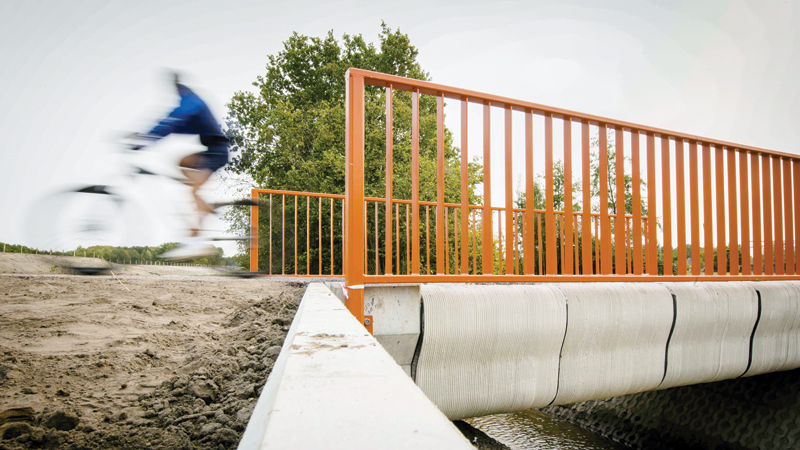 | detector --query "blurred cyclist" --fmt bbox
[129,71,229,260]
